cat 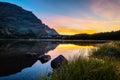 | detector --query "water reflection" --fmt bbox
[0,41,100,80]
[0,41,58,77]
[47,44,97,60]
